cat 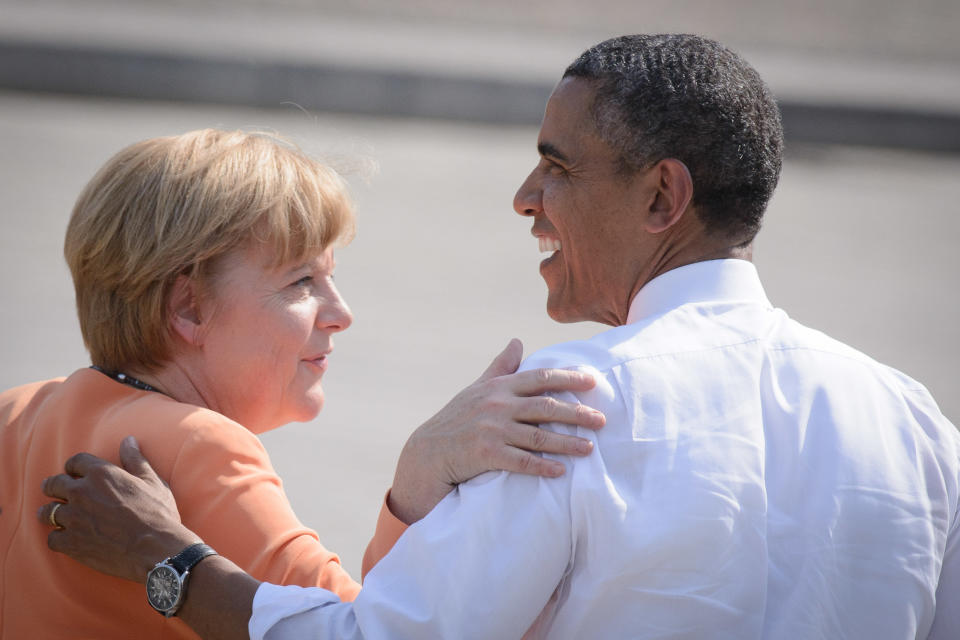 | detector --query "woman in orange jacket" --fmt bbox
[0,129,603,639]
